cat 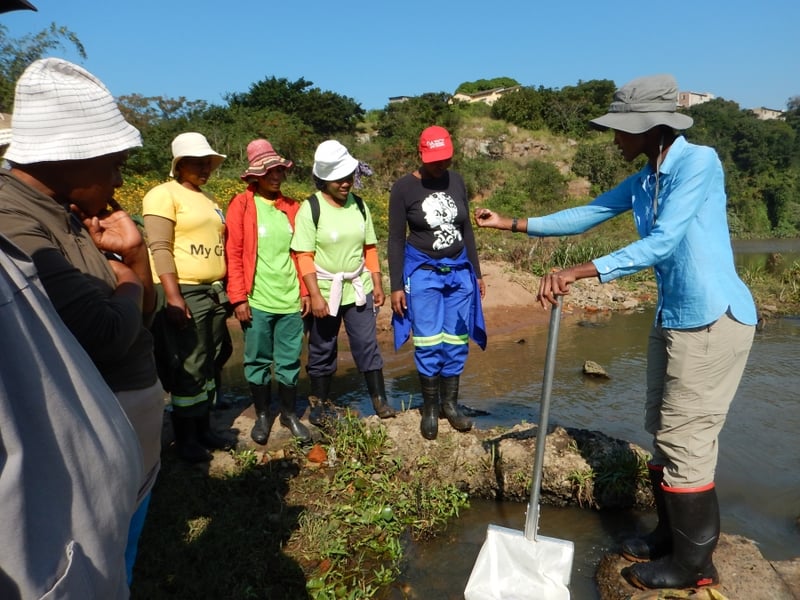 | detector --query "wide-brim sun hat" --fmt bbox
[312,140,358,181]
[240,139,292,181]
[4,58,142,164]
[589,74,694,134]
[170,132,226,177]
[418,125,454,163]
[0,113,11,147]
